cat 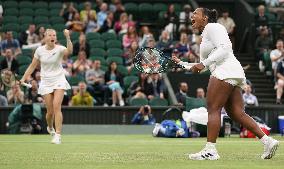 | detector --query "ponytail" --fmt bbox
[202,8,218,23]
